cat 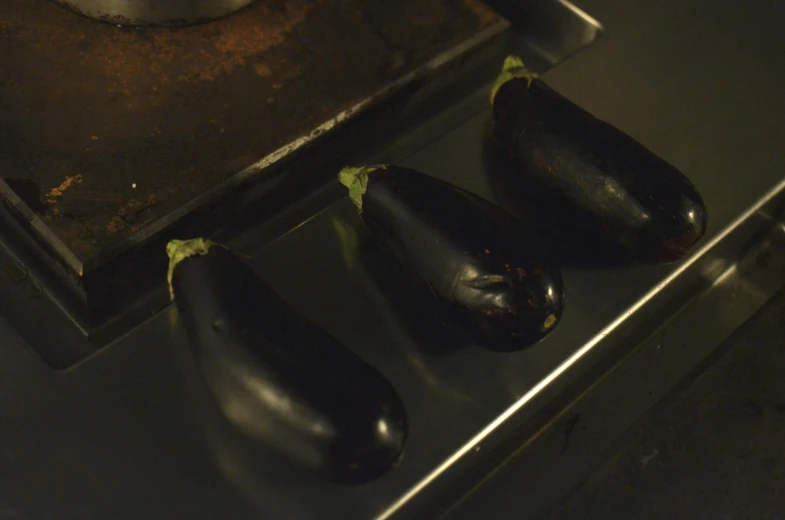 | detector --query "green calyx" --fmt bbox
[338,164,388,213]
[490,55,538,106]
[166,237,217,301]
